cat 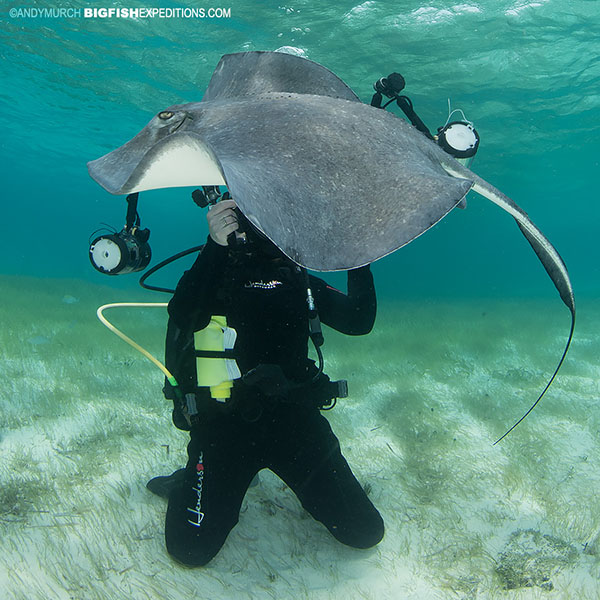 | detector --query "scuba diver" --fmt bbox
[147,198,384,566]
